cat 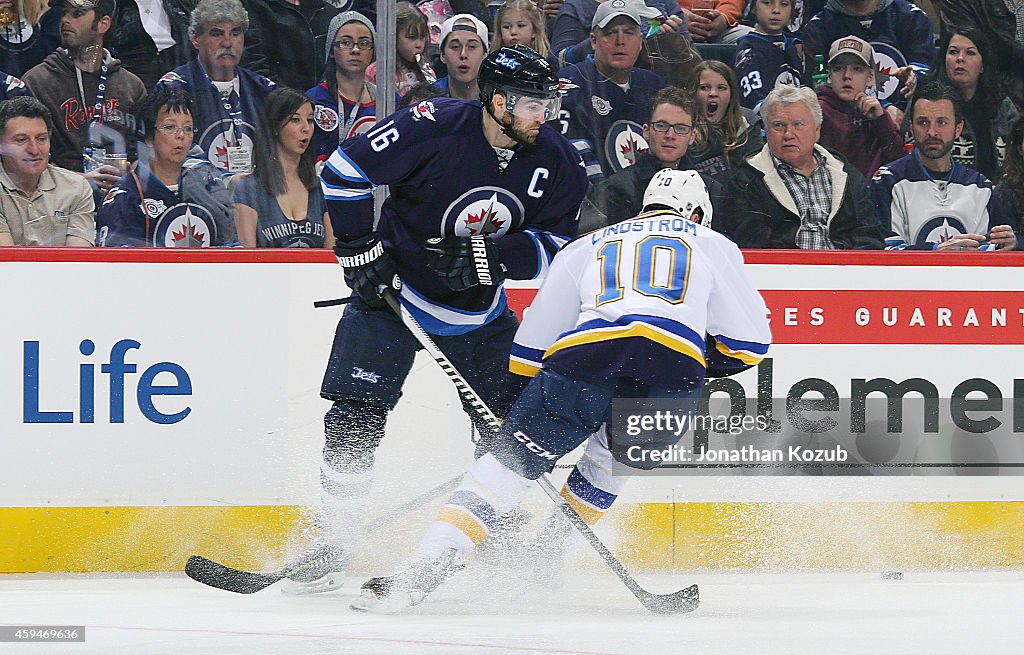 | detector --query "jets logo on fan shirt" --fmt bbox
[198,119,256,170]
[605,121,648,172]
[314,105,339,132]
[919,216,968,247]
[868,42,909,103]
[152,204,219,248]
[441,187,523,239]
